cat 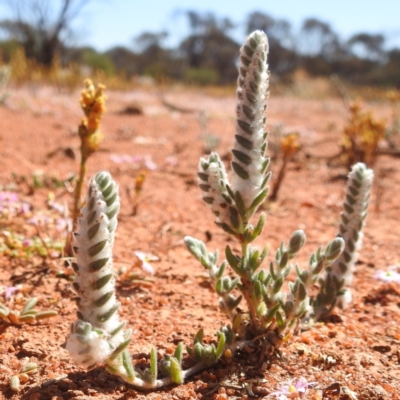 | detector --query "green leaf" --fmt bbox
[122,349,135,382]
[312,260,325,275]
[215,332,226,360]
[265,303,280,323]
[107,205,119,221]
[273,277,284,294]
[225,184,235,201]
[216,278,223,295]
[110,322,126,338]
[254,280,263,300]
[35,310,58,320]
[259,246,269,263]
[231,295,242,309]
[249,192,268,215]
[74,320,92,336]
[202,196,214,205]
[20,362,38,375]
[288,230,306,255]
[149,347,158,383]
[278,251,289,269]
[231,161,249,180]
[215,222,238,236]
[97,304,119,323]
[225,245,240,273]
[237,120,253,135]
[22,298,38,314]
[232,149,252,165]
[89,257,108,272]
[193,342,203,361]
[88,240,108,257]
[275,311,285,328]
[88,223,100,240]
[229,207,240,229]
[108,337,131,360]
[234,191,247,220]
[92,274,113,290]
[93,291,113,307]
[216,262,226,279]
[261,158,270,174]
[173,343,183,364]
[269,262,277,280]
[197,172,209,182]
[184,236,205,261]
[296,282,307,301]
[195,328,204,344]
[169,357,183,384]
[325,238,345,261]
[186,346,194,359]
[248,248,260,271]
[261,171,272,189]
[235,134,253,150]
